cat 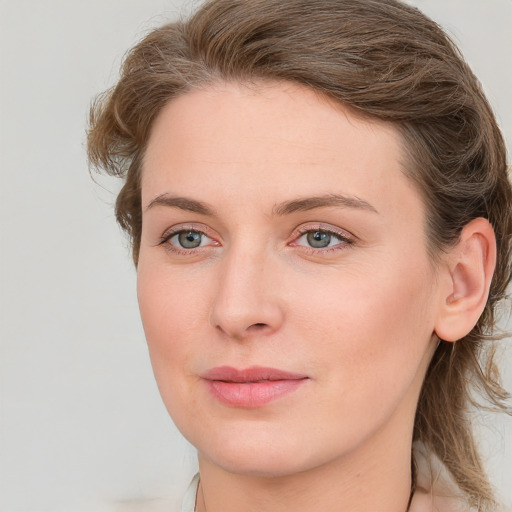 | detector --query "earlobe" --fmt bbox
[434,218,496,342]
